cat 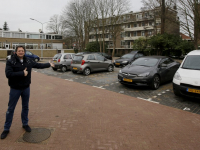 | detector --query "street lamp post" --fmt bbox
[30,18,51,59]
